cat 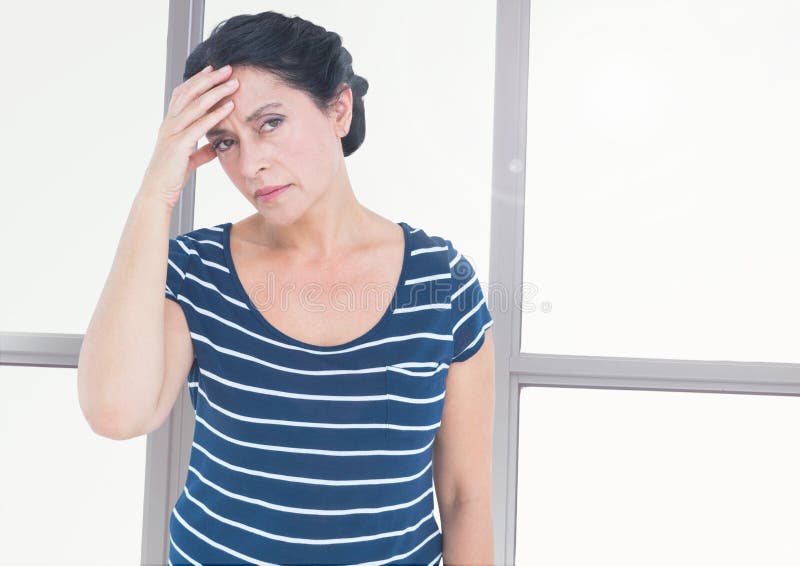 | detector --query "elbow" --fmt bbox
[92,419,145,441]
[84,406,146,441]
[77,372,148,441]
